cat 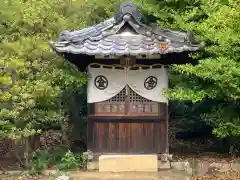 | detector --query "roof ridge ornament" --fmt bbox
[49,2,204,57]
[114,2,142,24]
